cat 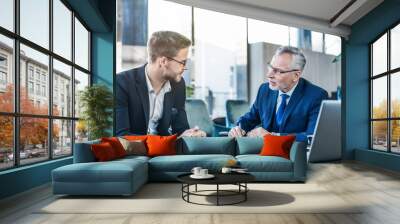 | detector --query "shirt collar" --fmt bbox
[145,65,171,94]
[279,80,299,98]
